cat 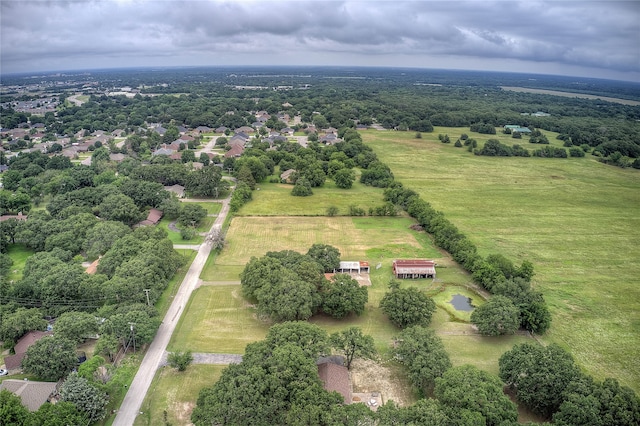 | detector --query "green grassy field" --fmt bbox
[362,128,640,391]
[134,365,225,426]
[201,216,440,281]
[185,215,535,366]
[6,244,34,282]
[168,285,270,353]
[182,201,222,215]
[239,178,386,216]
